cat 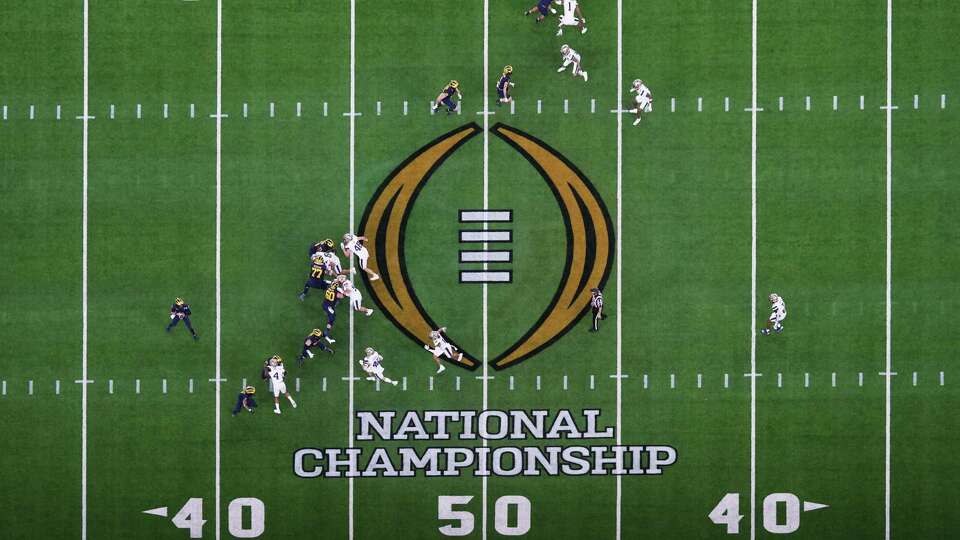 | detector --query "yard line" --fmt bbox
[615,0,624,536]
[348,2,357,538]
[749,0,759,537]
[212,1,224,539]
[80,0,90,535]
[884,0,893,536]
[482,2,491,538]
